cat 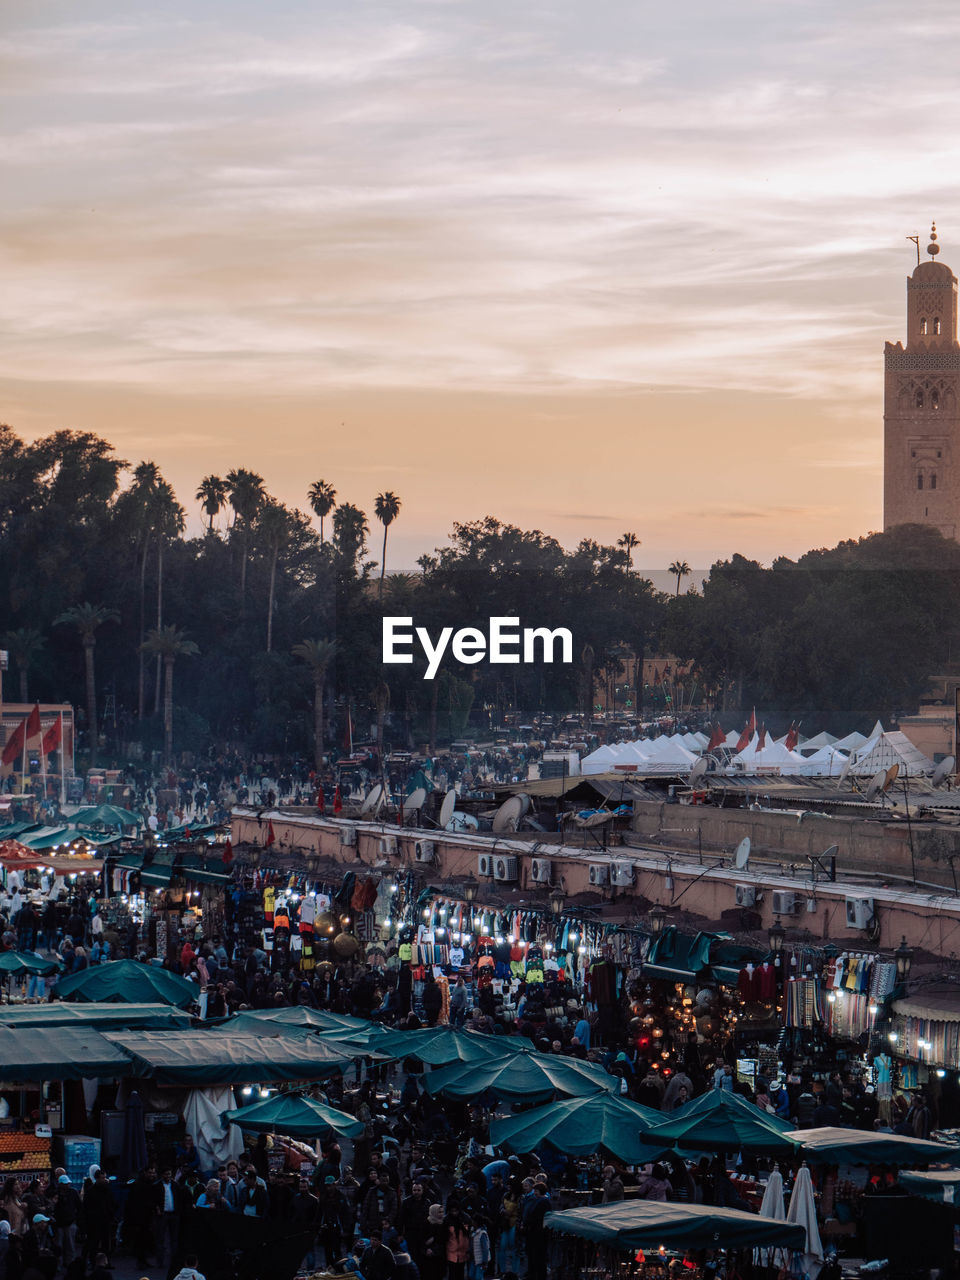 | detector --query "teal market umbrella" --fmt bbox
[54,959,198,1008]
[545,1200,806,1252]
[0,952,60,977]
[371,1025,534,1066]
[222,1090,365,1140]
[640,1089,798,1156]
[223,1007,371,1035]
[489,1090,670,1164]
[787,1126,960,1166]
[70,804,143,829]
[424,1049,620,1104]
